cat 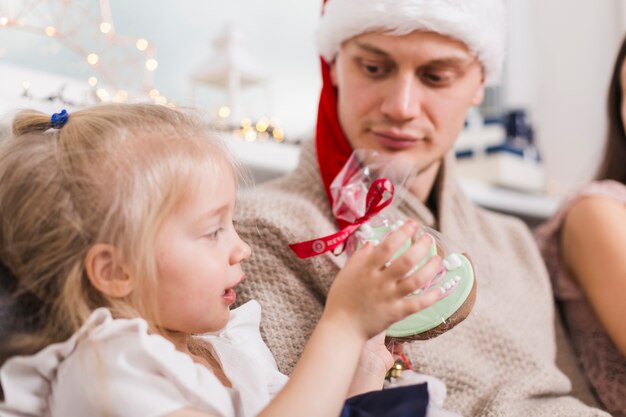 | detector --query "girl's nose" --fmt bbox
[231,232,252,265]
